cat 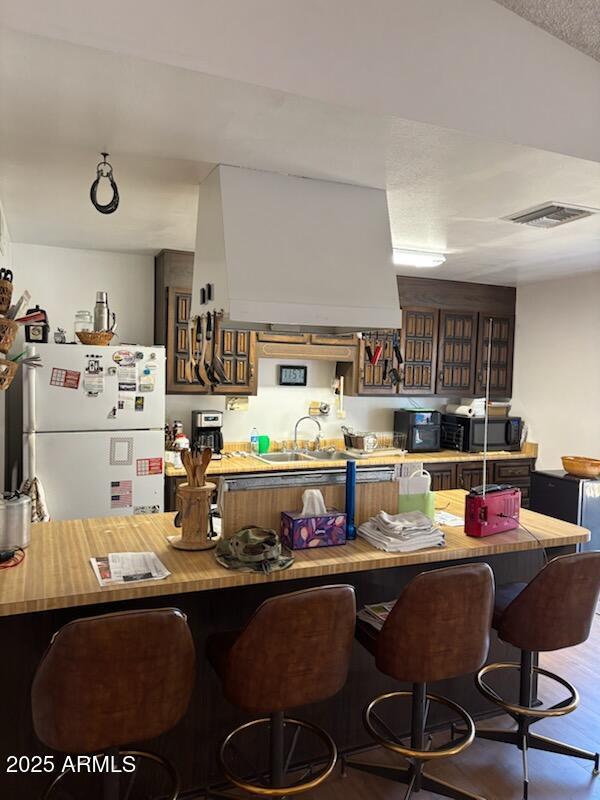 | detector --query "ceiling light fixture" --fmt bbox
[392,249,446,269]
